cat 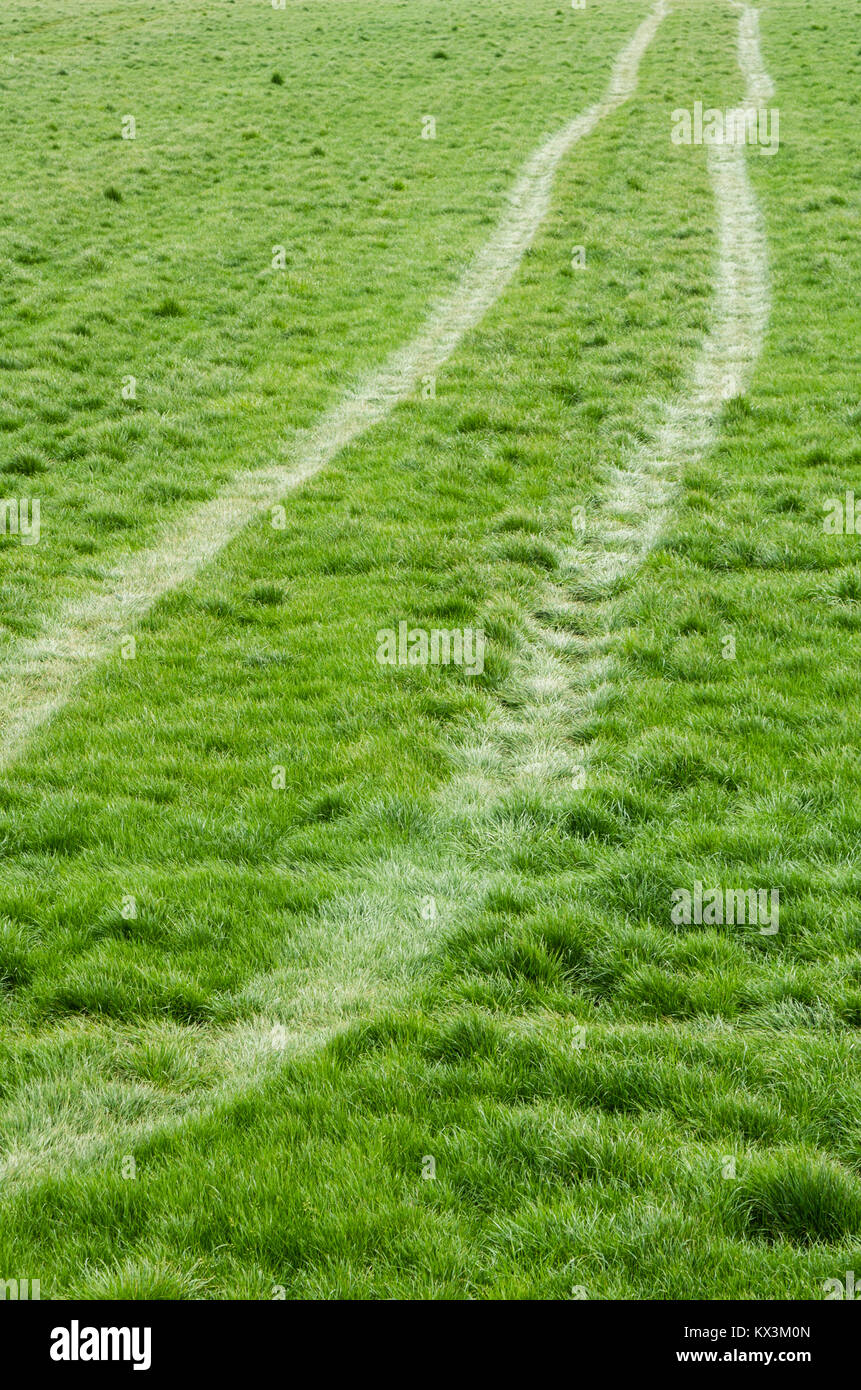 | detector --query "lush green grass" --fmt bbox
[0,0,859,1299]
